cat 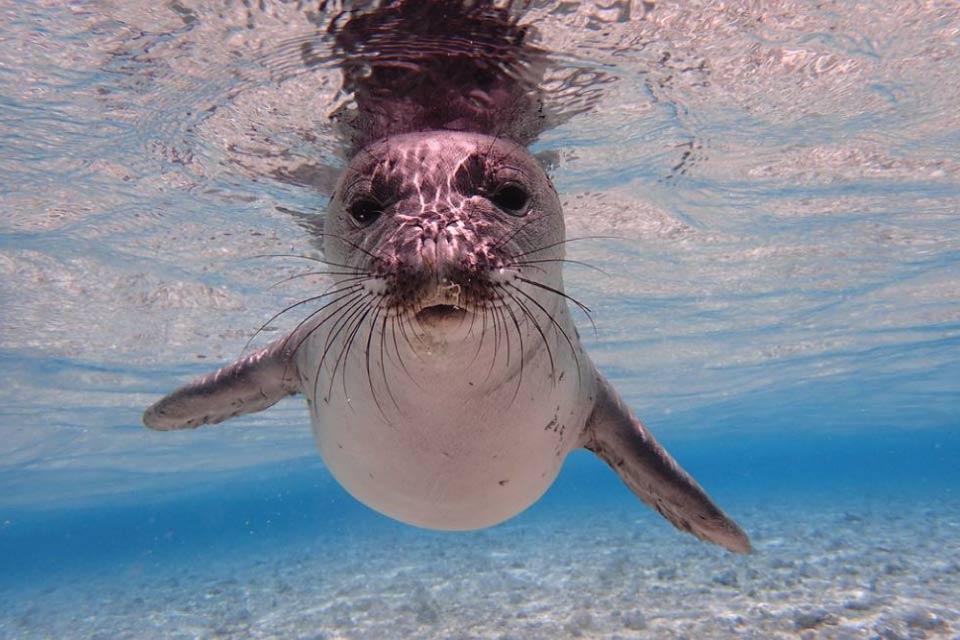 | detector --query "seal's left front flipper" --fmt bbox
[583,374,751,553]
[143,339,300,431]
